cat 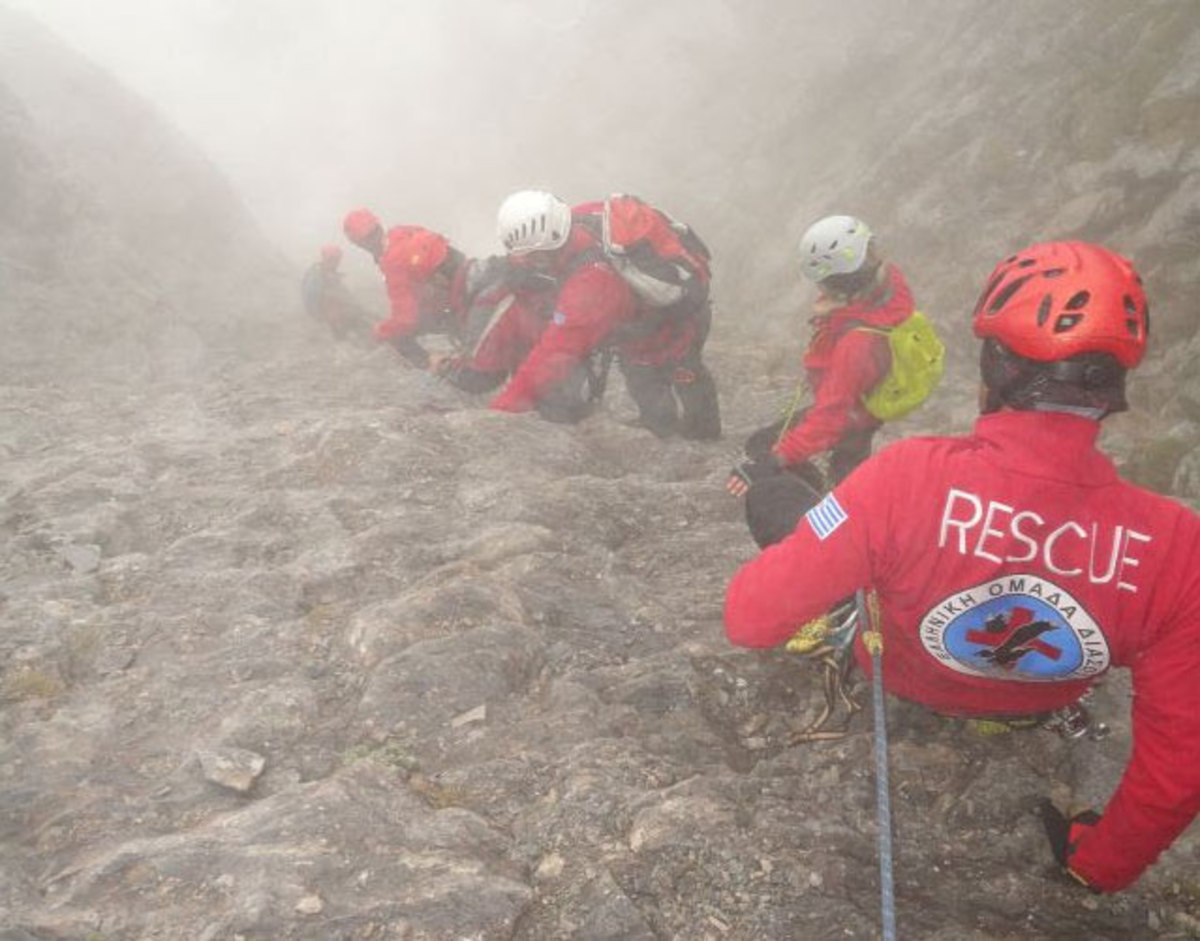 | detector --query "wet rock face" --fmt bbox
[1,348,1197,940]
